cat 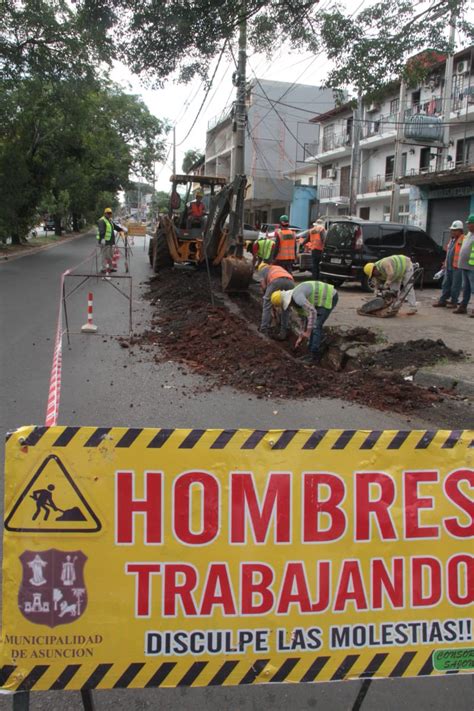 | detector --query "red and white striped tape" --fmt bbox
[45,269,69,426]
